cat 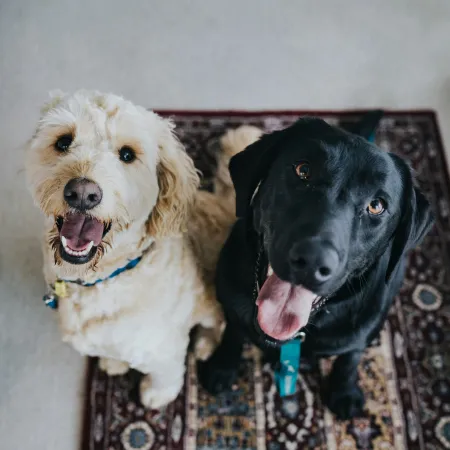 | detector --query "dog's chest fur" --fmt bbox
[55,237,203,369]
